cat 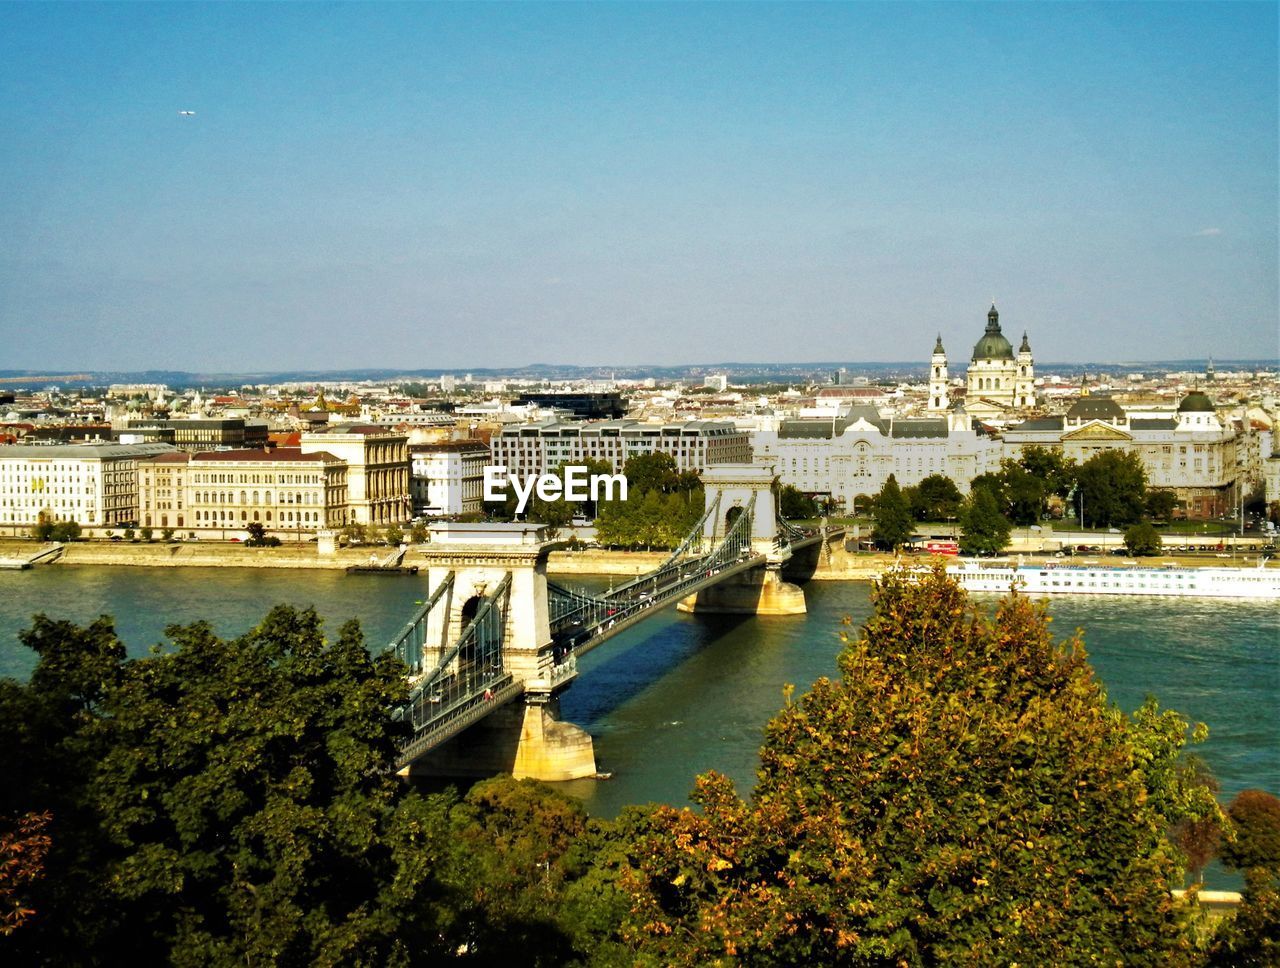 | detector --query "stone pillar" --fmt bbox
[407,522,596,781]
[678,563,806,615]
